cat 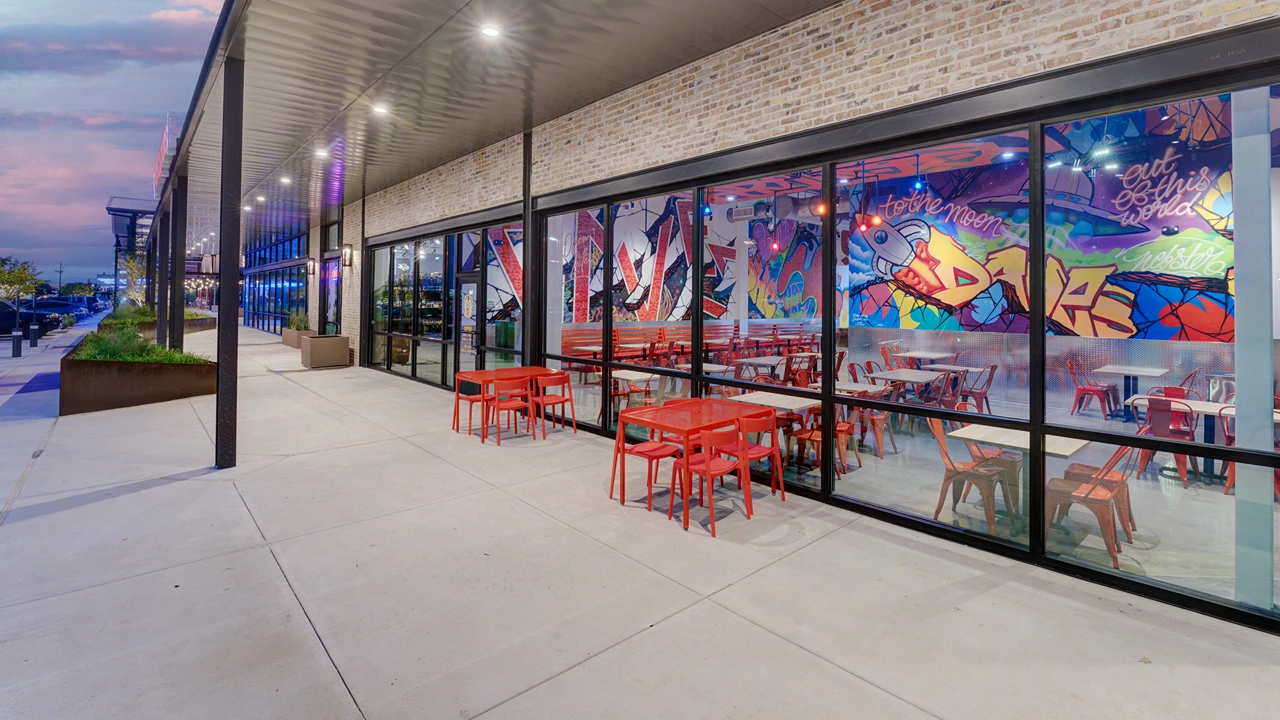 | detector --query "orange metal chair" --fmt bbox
[927,416,1012,536]
[610,408,680,510]
[671,426,751,537]
[530,372,577,439]
[1137,397,1200,487]
[453,384,492,438]
[722,410,786,501]
[486,378,533,446]
[1047,445,1141,569]
[960,364,997,414]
